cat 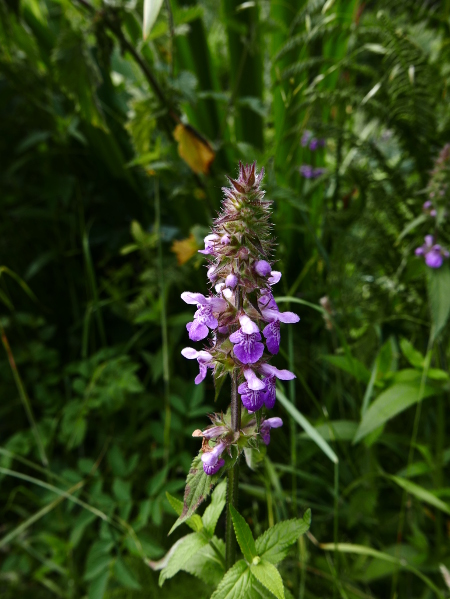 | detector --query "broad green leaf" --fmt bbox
[388,476,450,515]
[88,570,109,599]
[251,560,284,599]
[230,506,257,562]
[183,536,226,586]
[114,558,141,590]
[165,492,203,532]
[169,455,222,534]
[210,560,251,599]
[399,338,424,369]
[320,543,444,597]
[84,541,113,581]
[322,354,370,384]
[427,264,450,341]
[203,480,227,536]
[354,382,440,443]
[159,532,209,585]
[276,390,338,464]
[255,510,311,565]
